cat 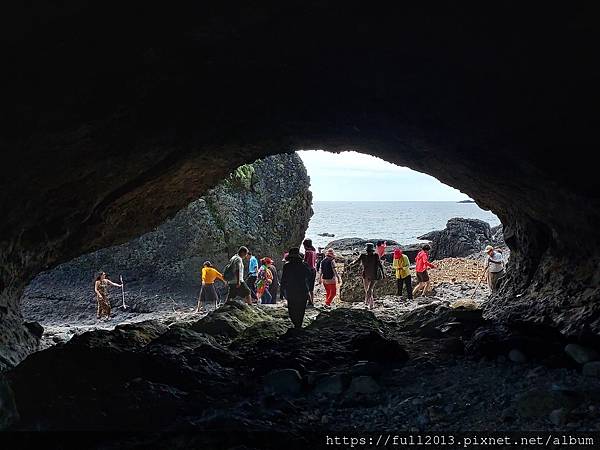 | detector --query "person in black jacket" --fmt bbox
[280,247,312,328]
[355,242,385,309]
